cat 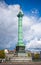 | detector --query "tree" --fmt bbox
[28,52,31,57]
[0,50,5,59]
[34,53,40,59]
